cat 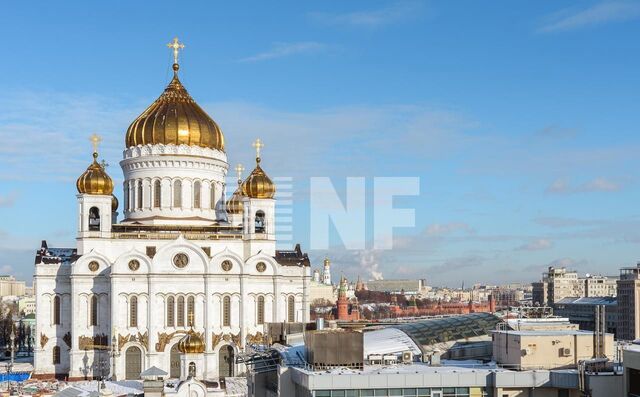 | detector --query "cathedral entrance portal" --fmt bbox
[218,345,234,378]
[125,346,142,380]
[170,343,181,378]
